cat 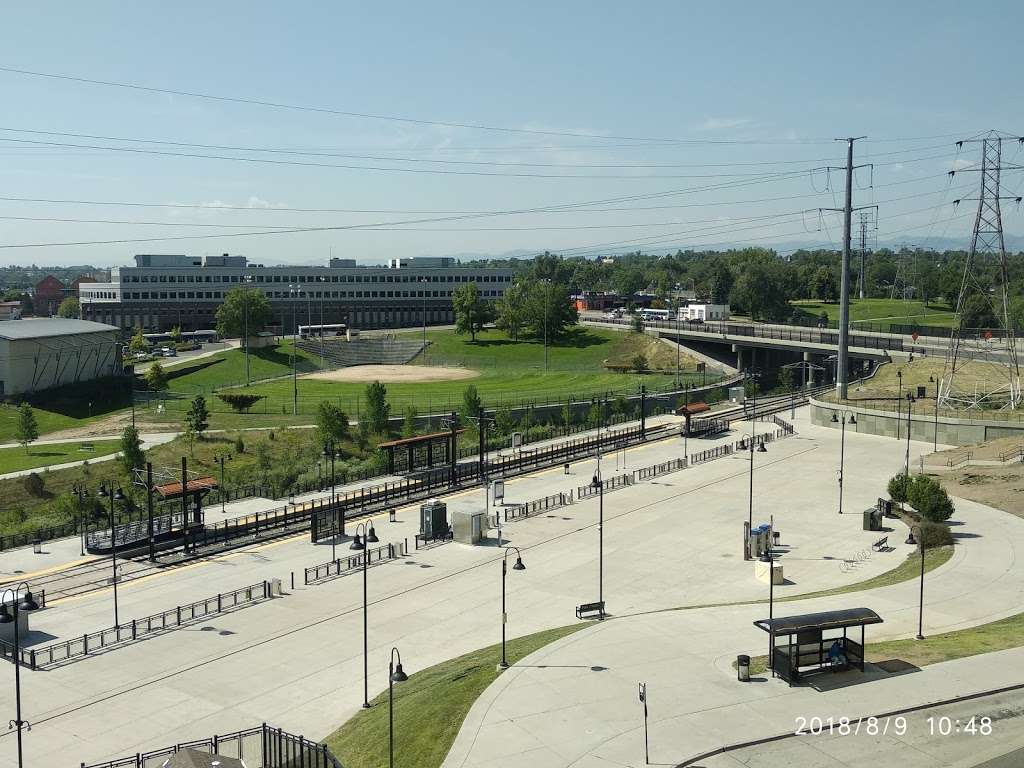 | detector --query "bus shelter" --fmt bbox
[753,607,883,685]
